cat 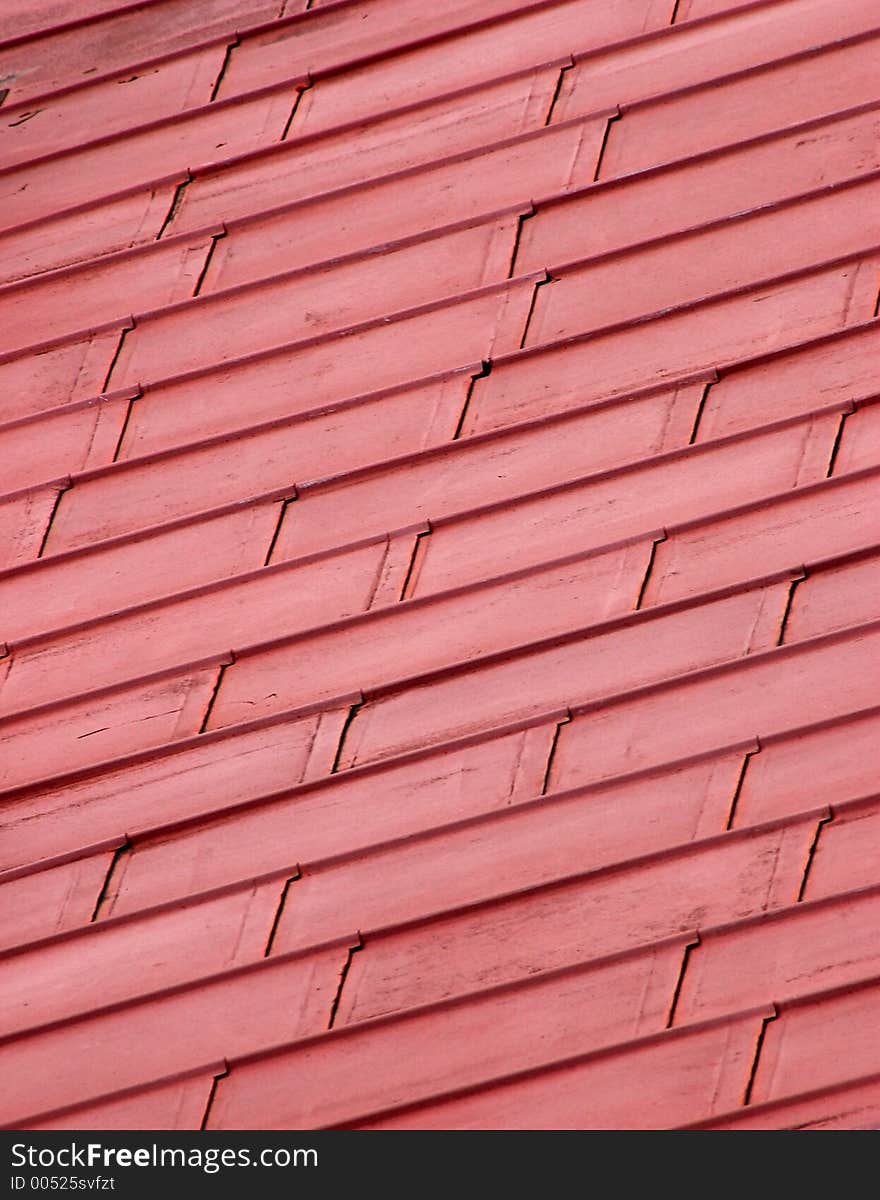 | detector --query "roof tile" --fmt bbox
[526,176,880,345]
[645,465,880,606]
[599,30,880,178]
[693,1076,880,1130]
[218,0,671,109]
[0,879,283,1035]
[0,705,348,872]
[117,368,469,476]
[406,415,832,596]
[828,402,880,476]
[735,707,880,826]
[781,550,880,644]
[111,216,522,386]
[93,721,557,914]
[549,623,880,790]
[0,42,227,167]
[675,889,880,1025]
[0,497,281,643]
[801,800,880,900]
[476,254,879,431]
[0,0,280,104]
[0,944,344,1127]
[209,938,691,1129]
[346,1011,768,1129]
[0,85,299,234]
[556,0,880,121]
[3,0,877,1129]
[0,539,389,714]
[0,326,125,423]
[0,663,223,790]
[274,380,704,565]
[0,483,66,569]
[0,850,116,952]
[170,65,562,238]
[515,102,880,271]
[0,182,181,286]
[751,978,880,1105]
[695,321,879,441]
[0,398,127,494]
[327,585,793,766]
[26,1069,219,1131]
[323,814,821,1019]
[0,230,215,357]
